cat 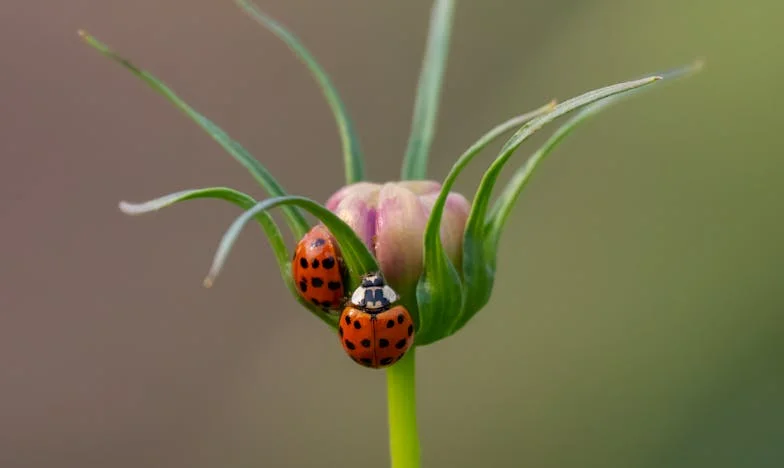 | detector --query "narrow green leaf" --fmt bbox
[454,74,664,334]
[78,30,310,239]
[487,95,642,245]
[400,0,455,181]
[415,101,556,346]
[478,60,706,314]
[206,195,378,297]
[486,103,610,244]
[119,187,337,328]
[235,0,364,185]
